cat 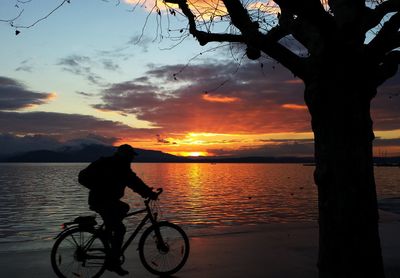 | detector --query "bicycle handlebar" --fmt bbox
[153,187,163,199]
[155,187,163,195]
[145,187,163,201]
